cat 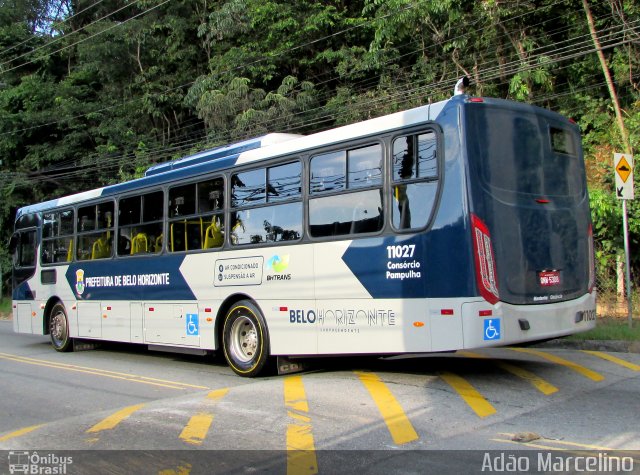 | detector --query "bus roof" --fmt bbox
[16,97,453,219]
[144,133,302,177]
